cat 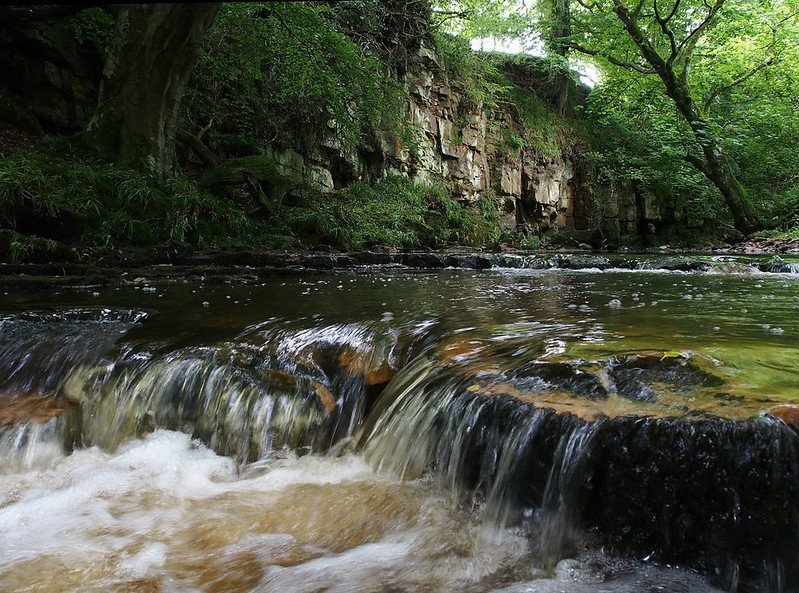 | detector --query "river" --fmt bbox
[2,258,798,592]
